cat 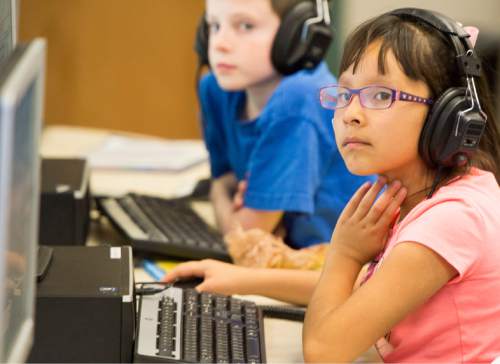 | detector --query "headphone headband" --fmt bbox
[301,0,331,40]
[389,8,487,169]
[389,8,481,78]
